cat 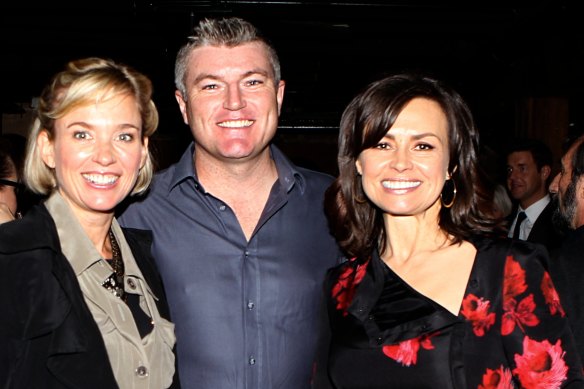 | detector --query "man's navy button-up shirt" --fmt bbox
[119,143,344,388]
